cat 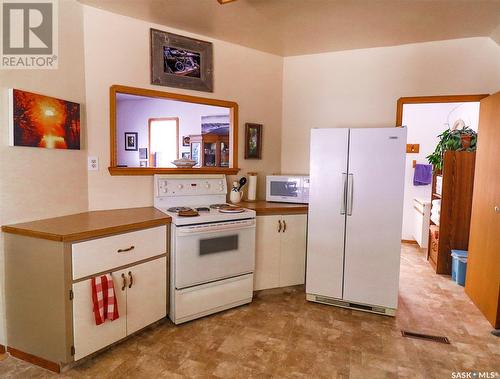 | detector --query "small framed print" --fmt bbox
[191,142,201,167]
[181,152,191,159]
[125,132,138,151]
[139,160,148,167]
[244,123,262,159]
[139,147,148,159]
[182,136,190,146]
